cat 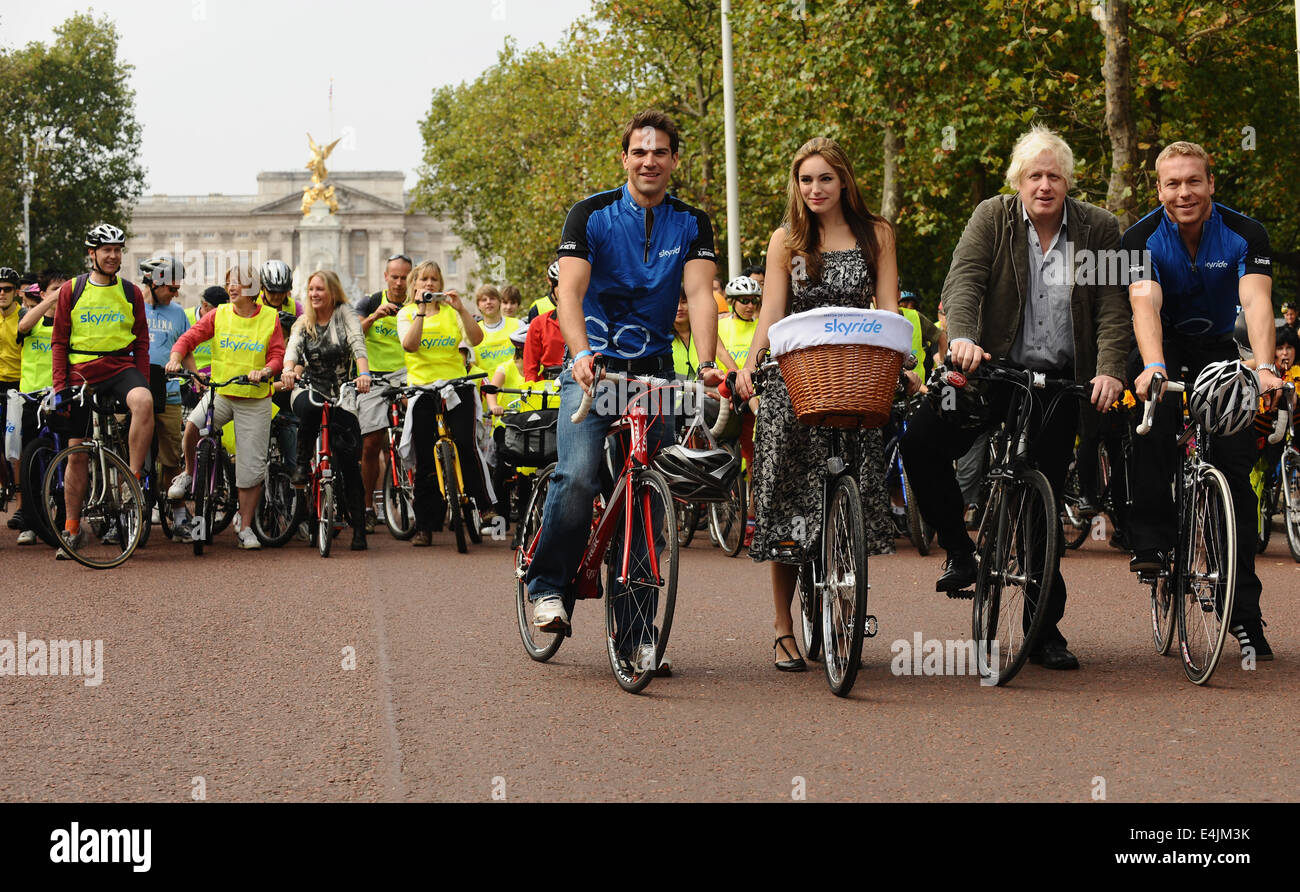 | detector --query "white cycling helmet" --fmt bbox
[653,443,741,501]
[724,275,762,298]
[1188,359,1258,437]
